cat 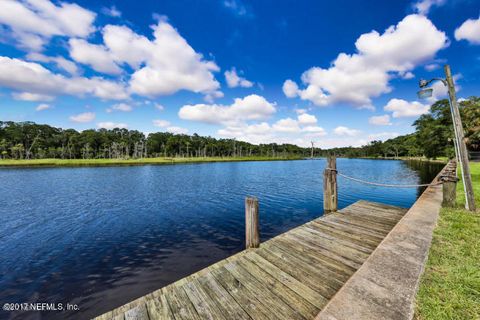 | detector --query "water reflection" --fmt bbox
[0,159,443,319]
